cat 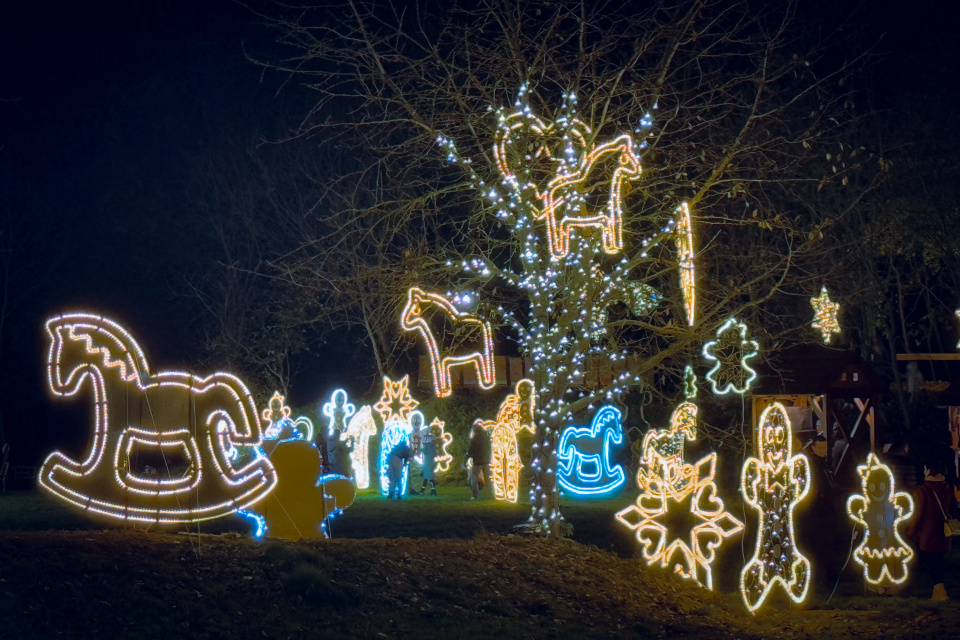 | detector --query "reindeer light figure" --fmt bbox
[40,312,277,524]
[494,107,642,260]
[400,287,496,397]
